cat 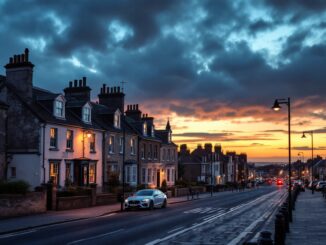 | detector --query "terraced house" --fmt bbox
[0,49,178,190]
